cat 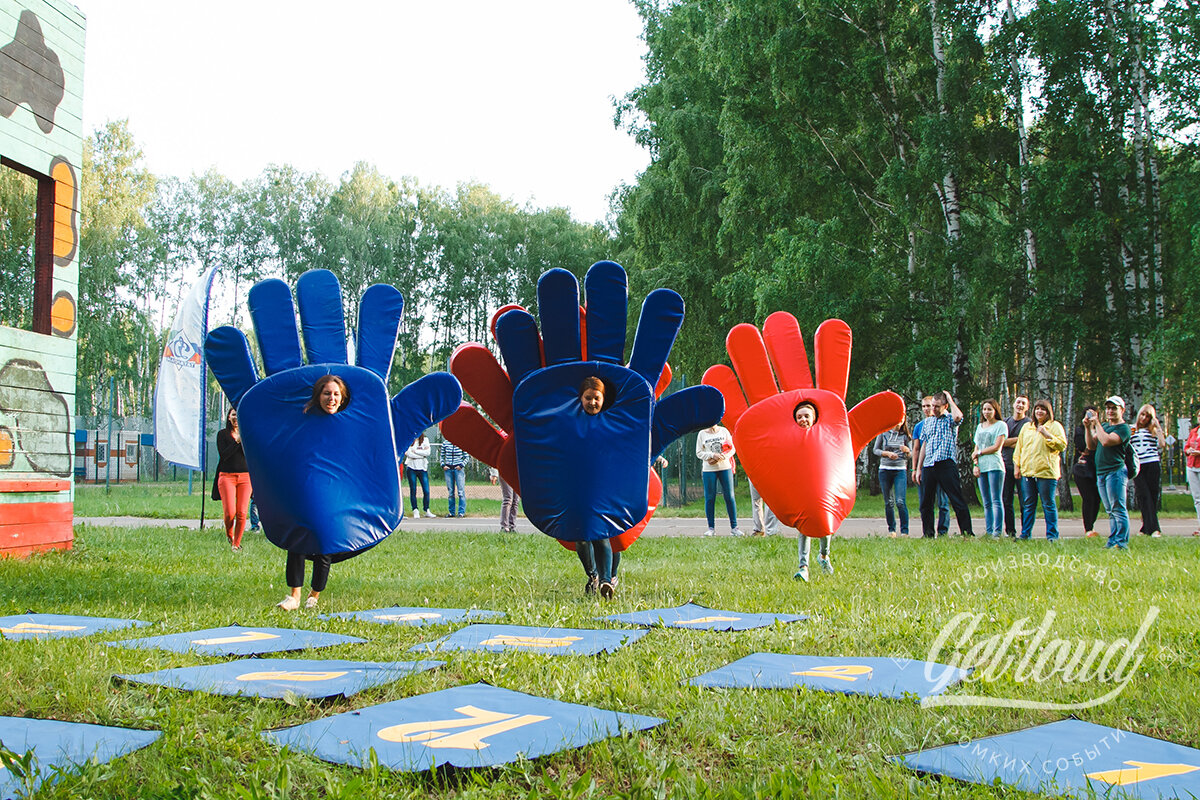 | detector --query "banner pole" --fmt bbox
[105,375,114,494]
